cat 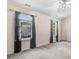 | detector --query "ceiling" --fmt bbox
[8,0,71,18]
